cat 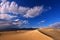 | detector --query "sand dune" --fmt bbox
[0,30,53,40]
[38,28,60,40]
